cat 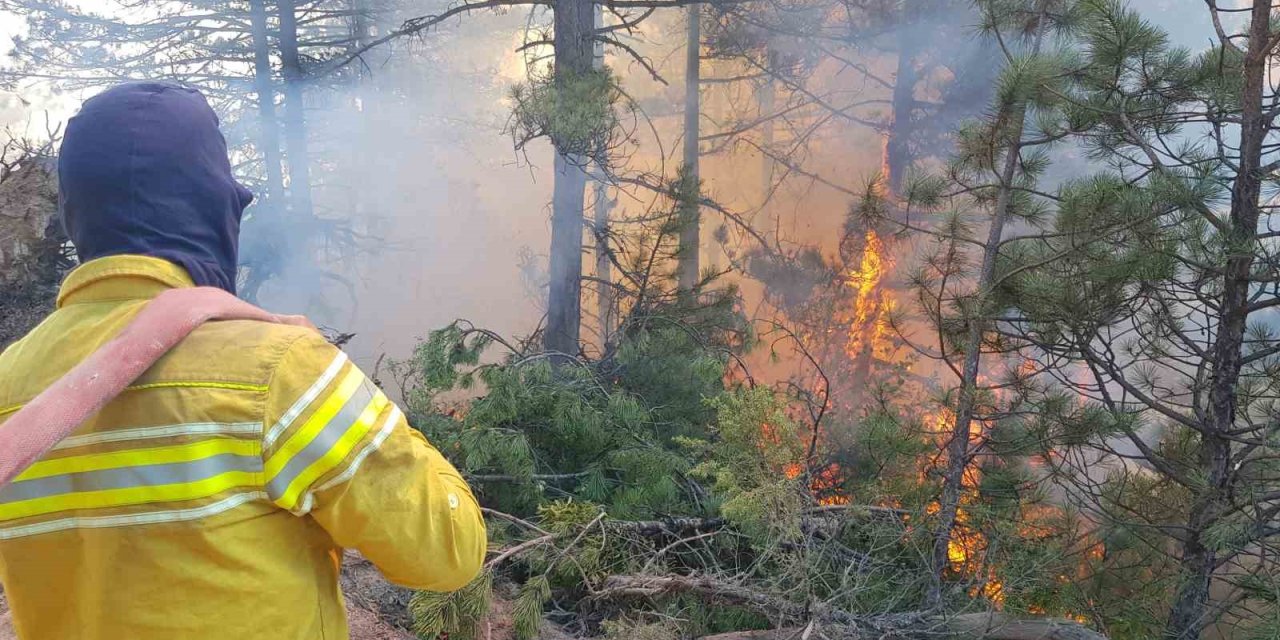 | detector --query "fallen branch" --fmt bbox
[485,534,557,570]
[697,632,803,640]
[947,613,1111,640]
[605,517,727,537]
[596,575,1110,640]
[595,574,809,623]
[467,471,591,483]
[481,507,549,536]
